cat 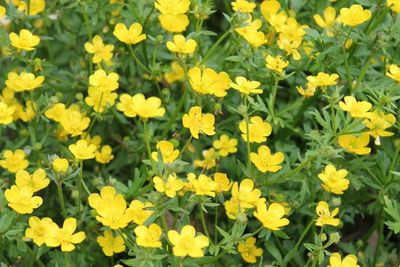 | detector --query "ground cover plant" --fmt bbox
[0,0,400,266]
